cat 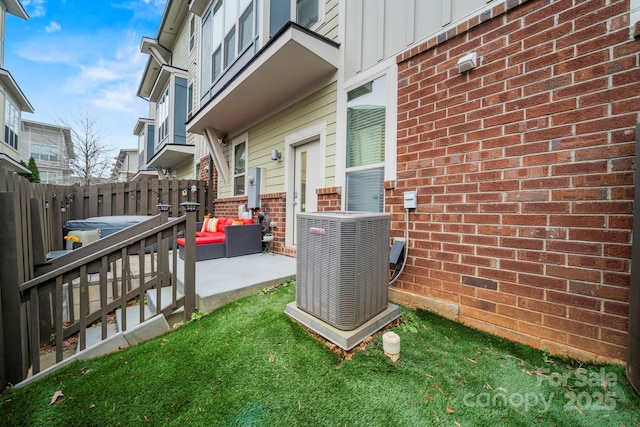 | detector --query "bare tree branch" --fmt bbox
[58,111,113,186]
